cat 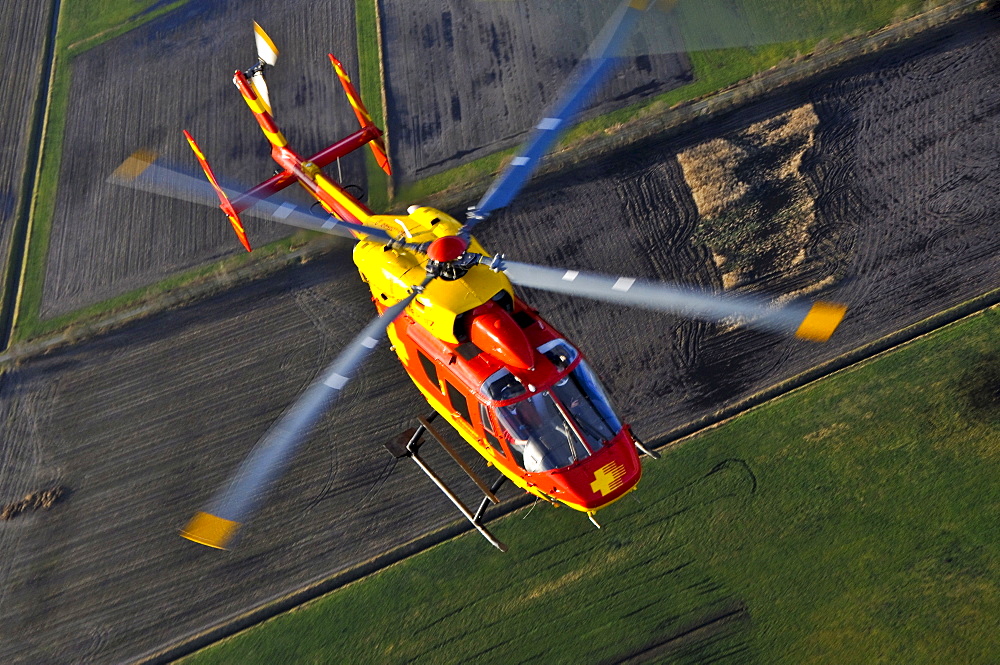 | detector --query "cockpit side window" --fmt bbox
[537,338,578,371]
[479,404,505,456]
[480,368,526,401]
